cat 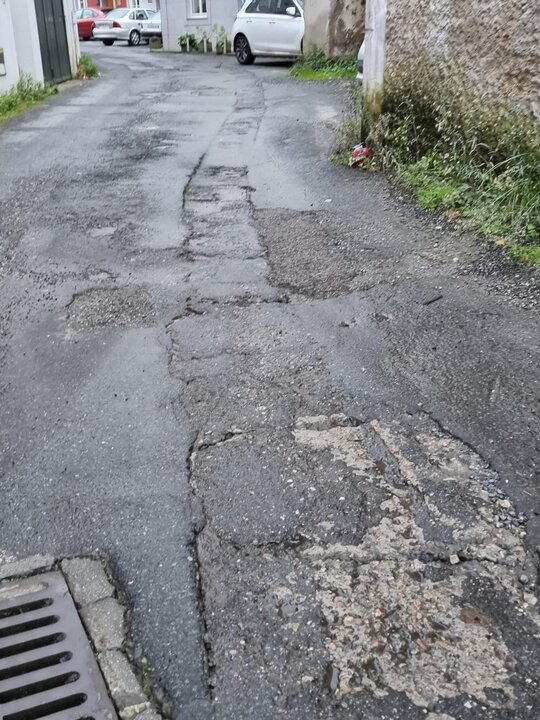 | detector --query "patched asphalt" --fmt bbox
[0,43,539,720]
